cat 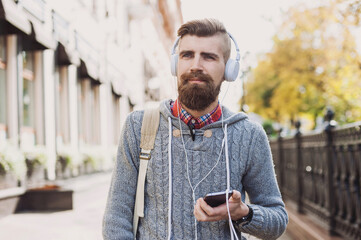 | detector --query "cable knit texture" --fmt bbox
[103,99,288,240]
